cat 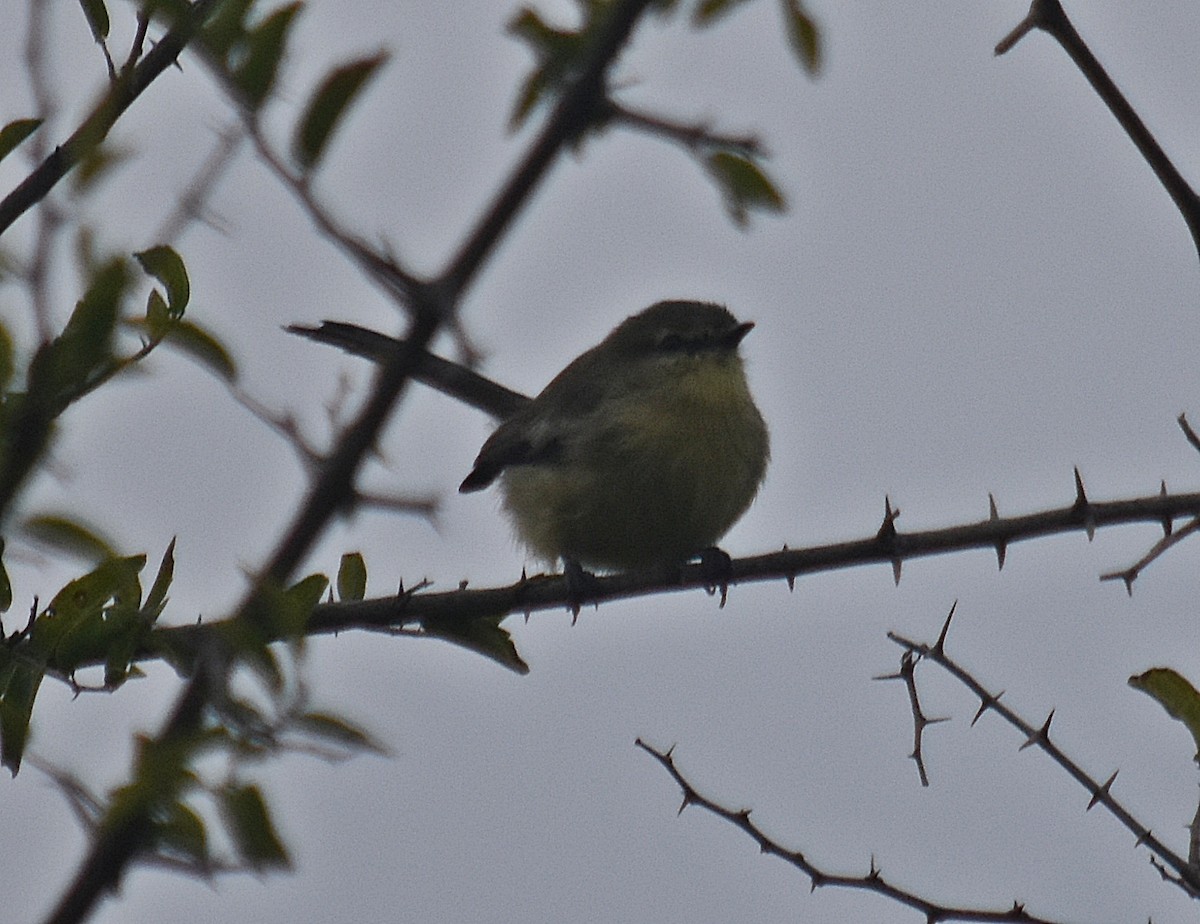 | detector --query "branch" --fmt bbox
[99,480,1200,673]
[0,0,226,238]
[995,0,1200,263]
[39,4,663,921]
[636,739,1065,923]
[888,607,1200,899]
